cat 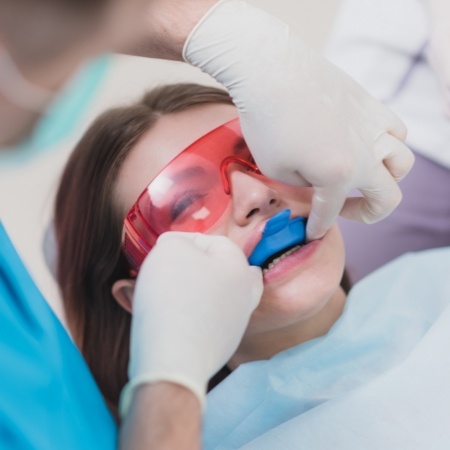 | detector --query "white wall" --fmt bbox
[0,0,341,323]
